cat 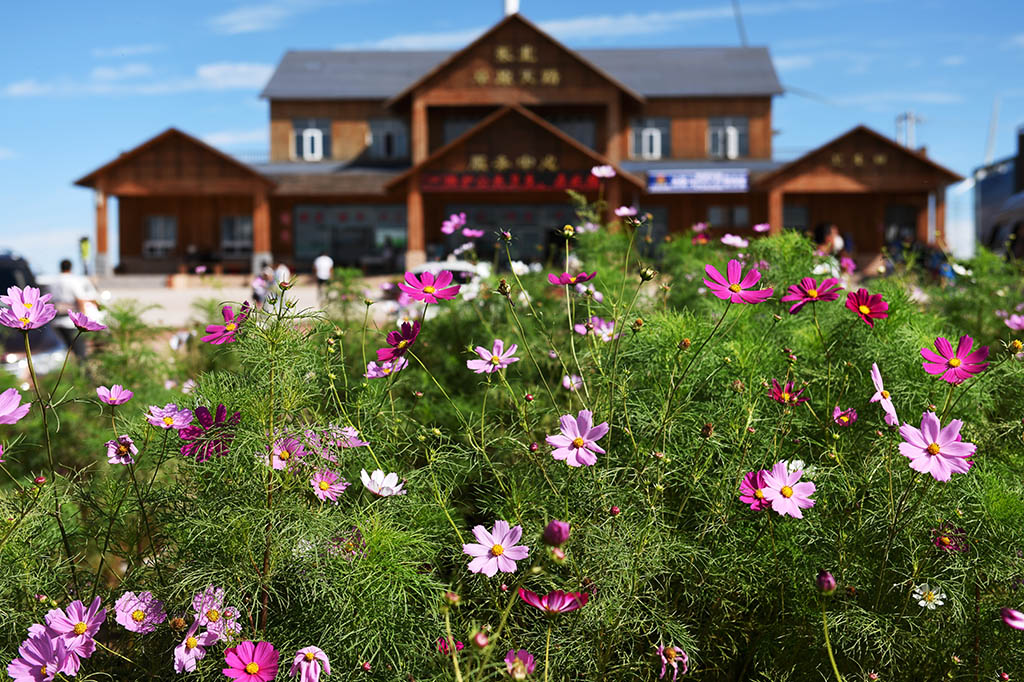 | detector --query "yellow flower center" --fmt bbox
[206,609,220,622]
[491,544,505,556]
[728,283,741,293]
[780,485,794,498]
[345,542,355,552]
[840,416,849,423]
[569,276,578,284]
[19,317,31,325]
[423,285,436,294]
[571,437,585,448]
[858,304,871,315]
[186,636,198,649]
[118,445,128,455]
[754,489,765,499]
[225,323,236,332]
[397,340,409,349]
[382,367,392,374]
[806,289,818,298]
[40,667,47,676]
[939,536,952,546]
[780,392,790,402]
[319,481,331,491]
[131,609,146,622]
[245,663,260,674]
[163,416,174,426]
[665,647,677,661]
[24,302,33,309]
[305,652,316,661]
[1011,339,1023,353]
[881,390,890,398]
[73,622,88,635]
[490,355,501,365]
[948,358,961,368]
[923,591,935,602]
[279,450,290,460]
[927,443,941,455]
